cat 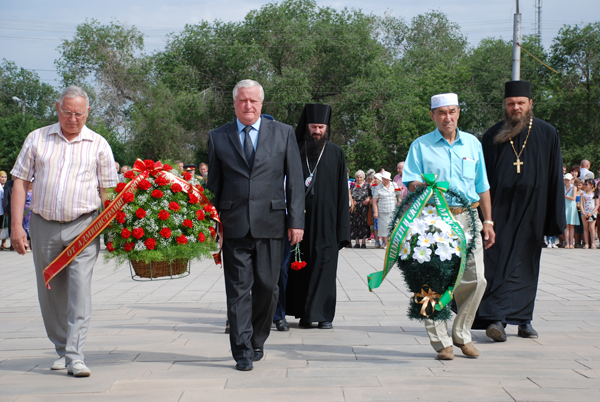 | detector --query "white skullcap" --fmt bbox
[431,93,459,109]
